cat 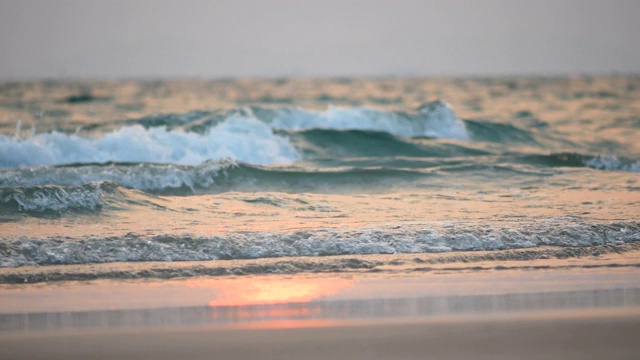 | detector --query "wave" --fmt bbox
[285,128,488,159]
[0,180,172,217]
[464,120,538,144]
[1,151,635,198]
[515,153,640,173]
[248,100,469,140]
[0,160,432,195]
[0,160,241,194]
[0,115,300,168]
[1,220,637,267]
[0,181,113,214]
[583,155,640,172]
[0,101,469,168]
